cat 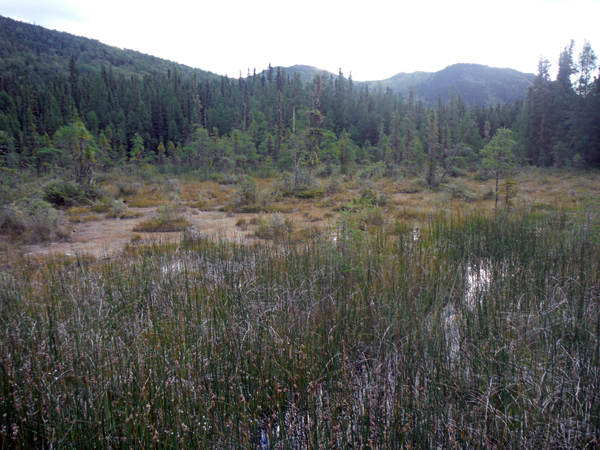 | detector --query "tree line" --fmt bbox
[0,41,598,182]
